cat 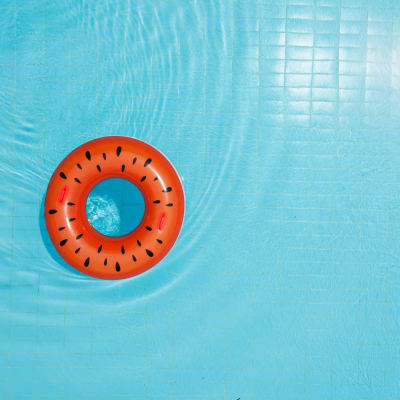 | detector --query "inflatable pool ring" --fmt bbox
[45,136,185,280]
